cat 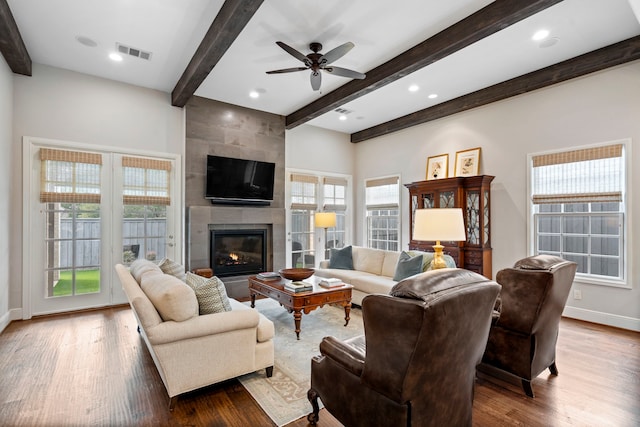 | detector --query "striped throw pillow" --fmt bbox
[185,273,232,315]
[158,258,186,282]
